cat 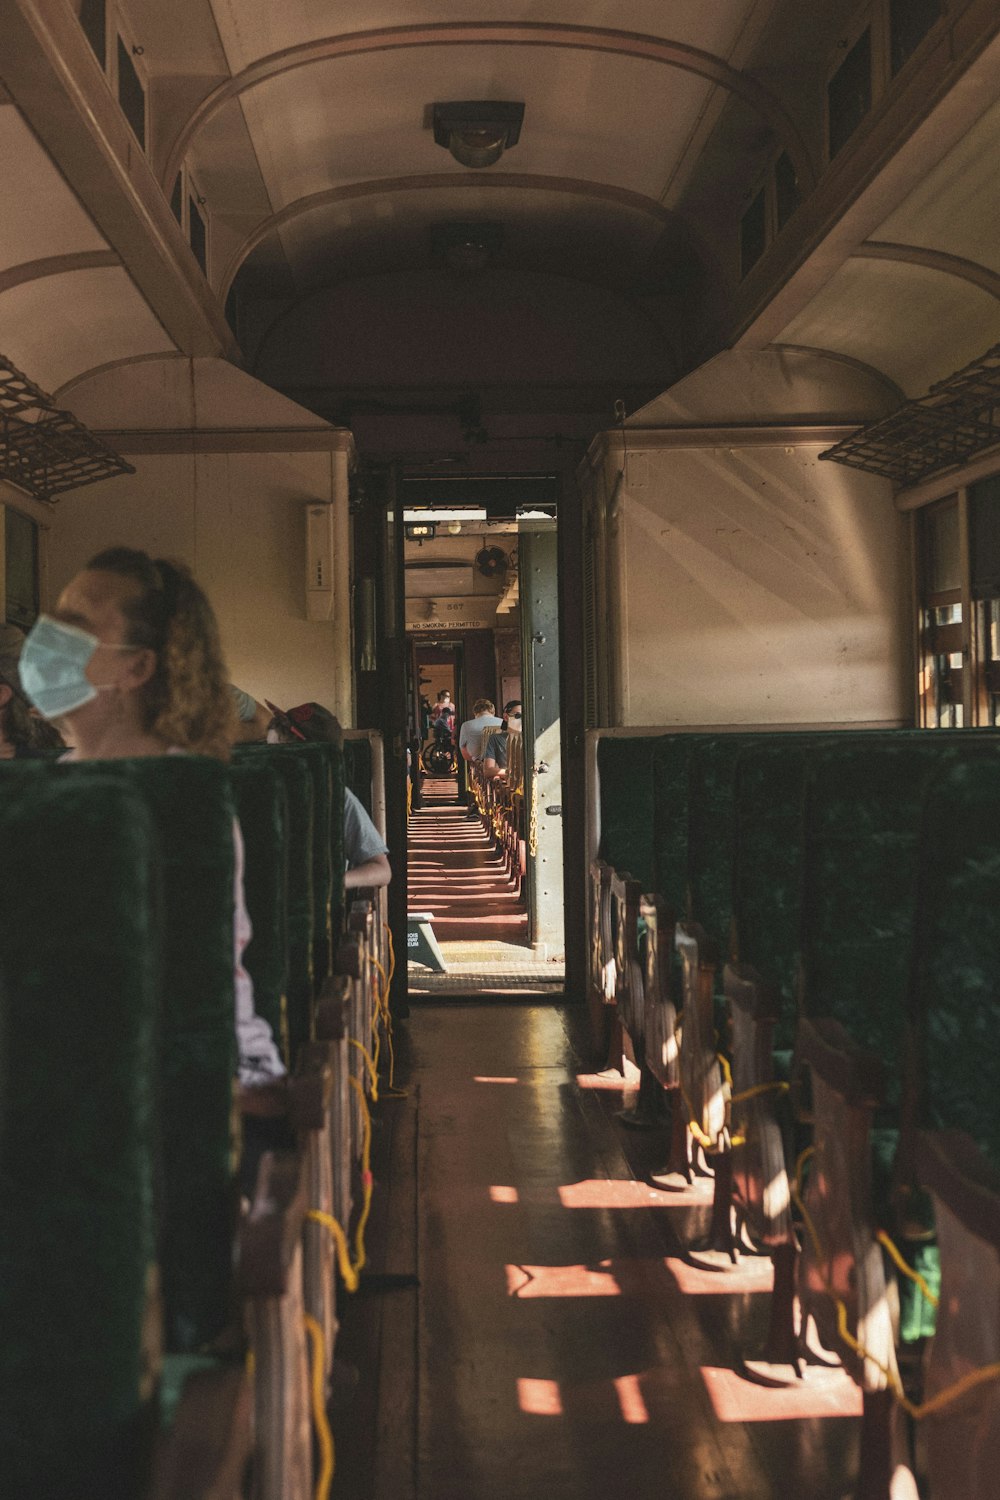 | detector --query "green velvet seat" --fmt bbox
[342,734,373,813]
[797,737,1000,1363]
[597,735,669,893]
[229,758,289,1063]
[800,738,998,1106]
[915,757,1000,1169]
[910,758,1000,1494]
[651,735,716,917]
[310,741,347,960]
[233,746,315,1067]
[109,756,240,1357]
[0,768,161,1496]
[731,737,819,1052]
[299,743,334,995]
